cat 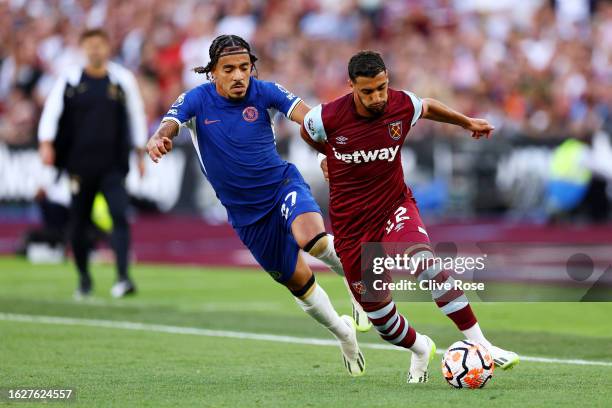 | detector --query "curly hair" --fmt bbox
[193,34,258,80]
[348,50,386,82]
